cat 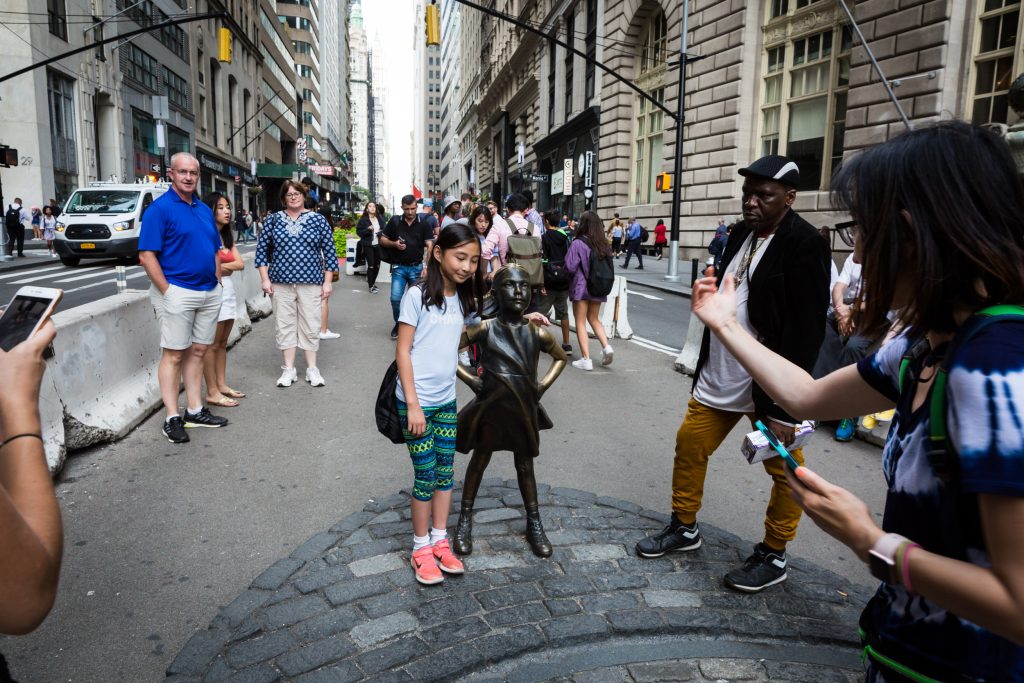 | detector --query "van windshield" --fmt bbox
[66,190,140,213]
